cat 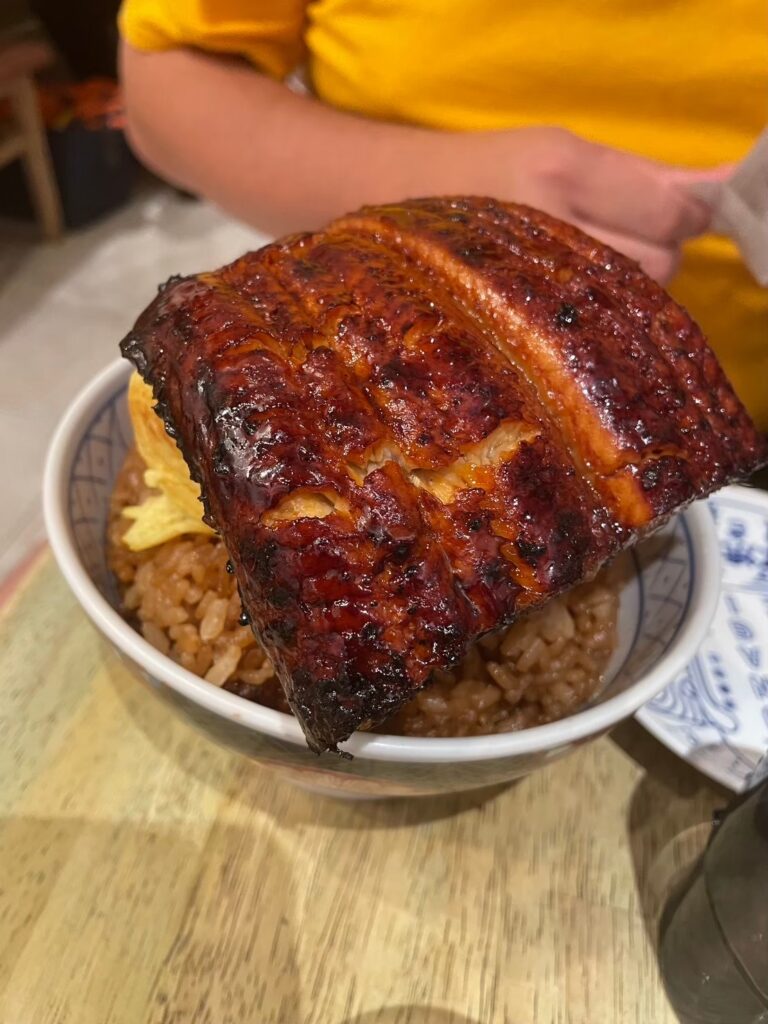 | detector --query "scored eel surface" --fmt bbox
[121,197,768,753]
